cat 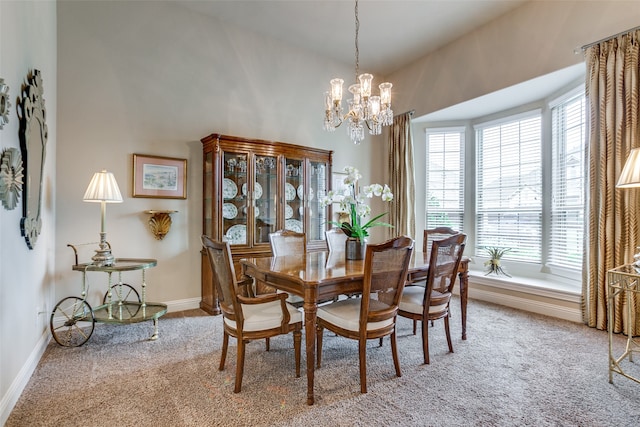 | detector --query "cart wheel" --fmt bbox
[103,283,141,304]
[50,297,95,347]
